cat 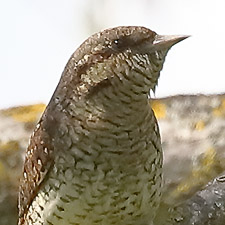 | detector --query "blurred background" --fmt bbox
[0,0,225,109]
